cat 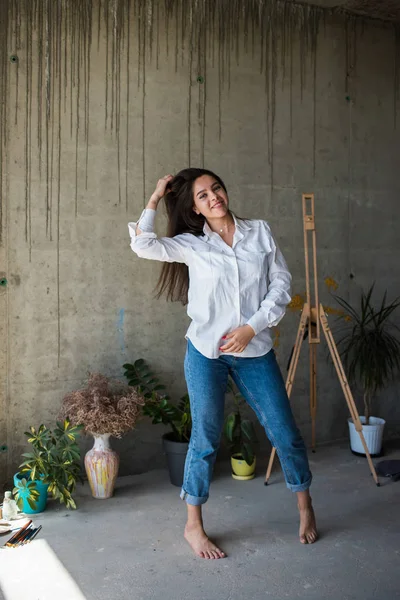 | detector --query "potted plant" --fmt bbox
[59,373,145,499]
[123,359,191,487]
[224,380,258,480]
[13,420,83,513]
[334,284,400,456]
